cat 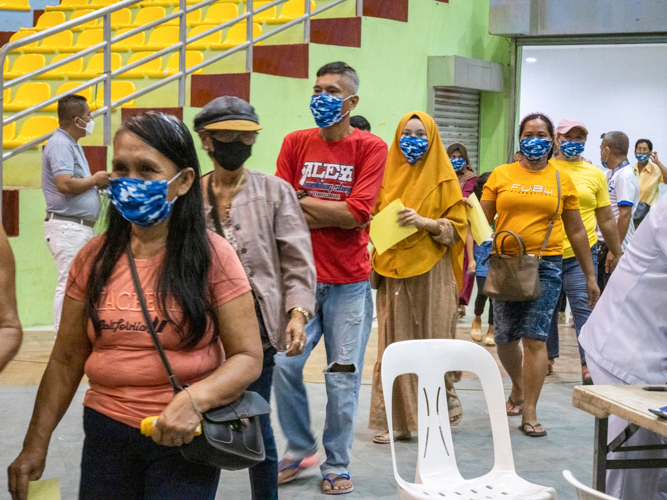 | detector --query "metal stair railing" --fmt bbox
[0,0,355,208]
